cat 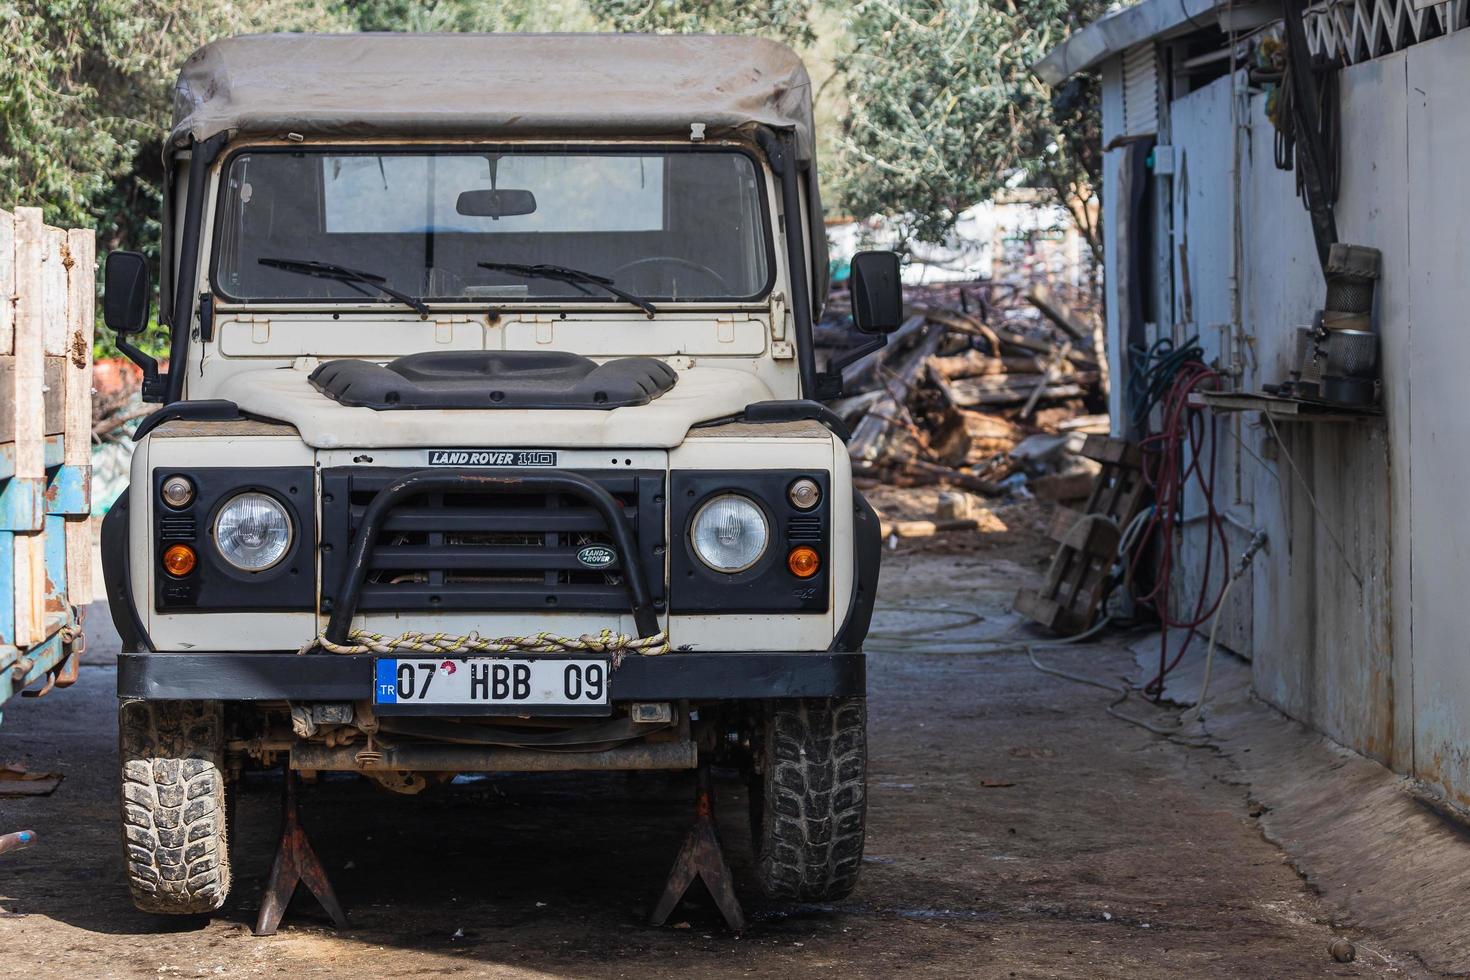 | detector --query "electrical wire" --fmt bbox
[1185,527,1267,722]
[868,588,1210,744]
[1262,412,1364,588]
